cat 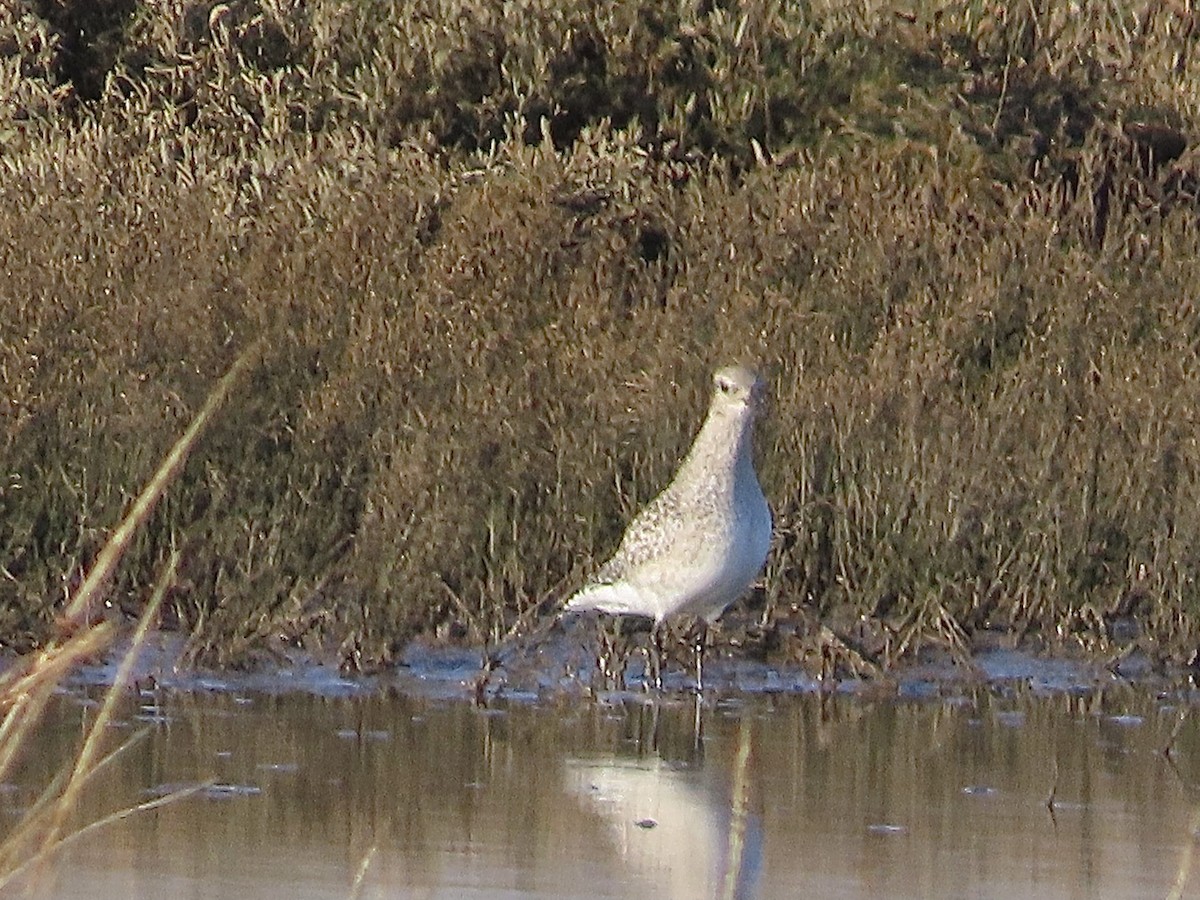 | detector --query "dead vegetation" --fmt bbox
[0,344,253,887]
[3,0,1200,673]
